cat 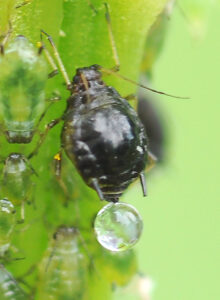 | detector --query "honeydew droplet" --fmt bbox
[94,202,143,252]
